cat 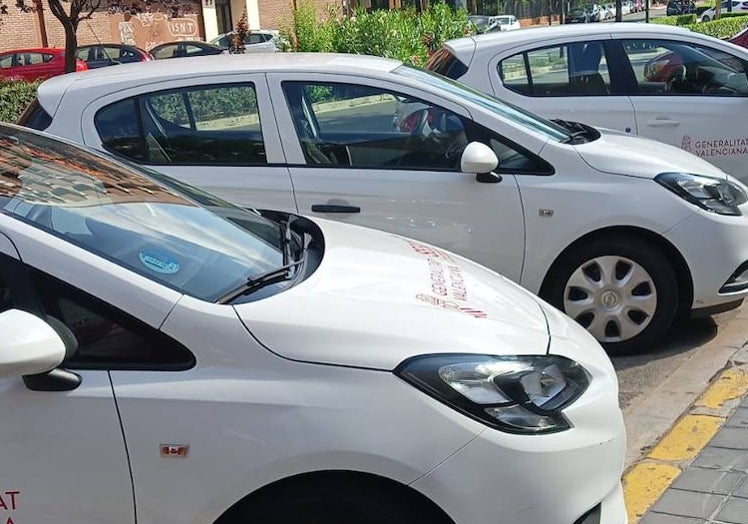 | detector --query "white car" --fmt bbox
[26,53,748,353]
[0,123,626,524]
[209,29,279,53]
[428,23,748,182]
[494,14,522,31]
[701,0,748,21]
